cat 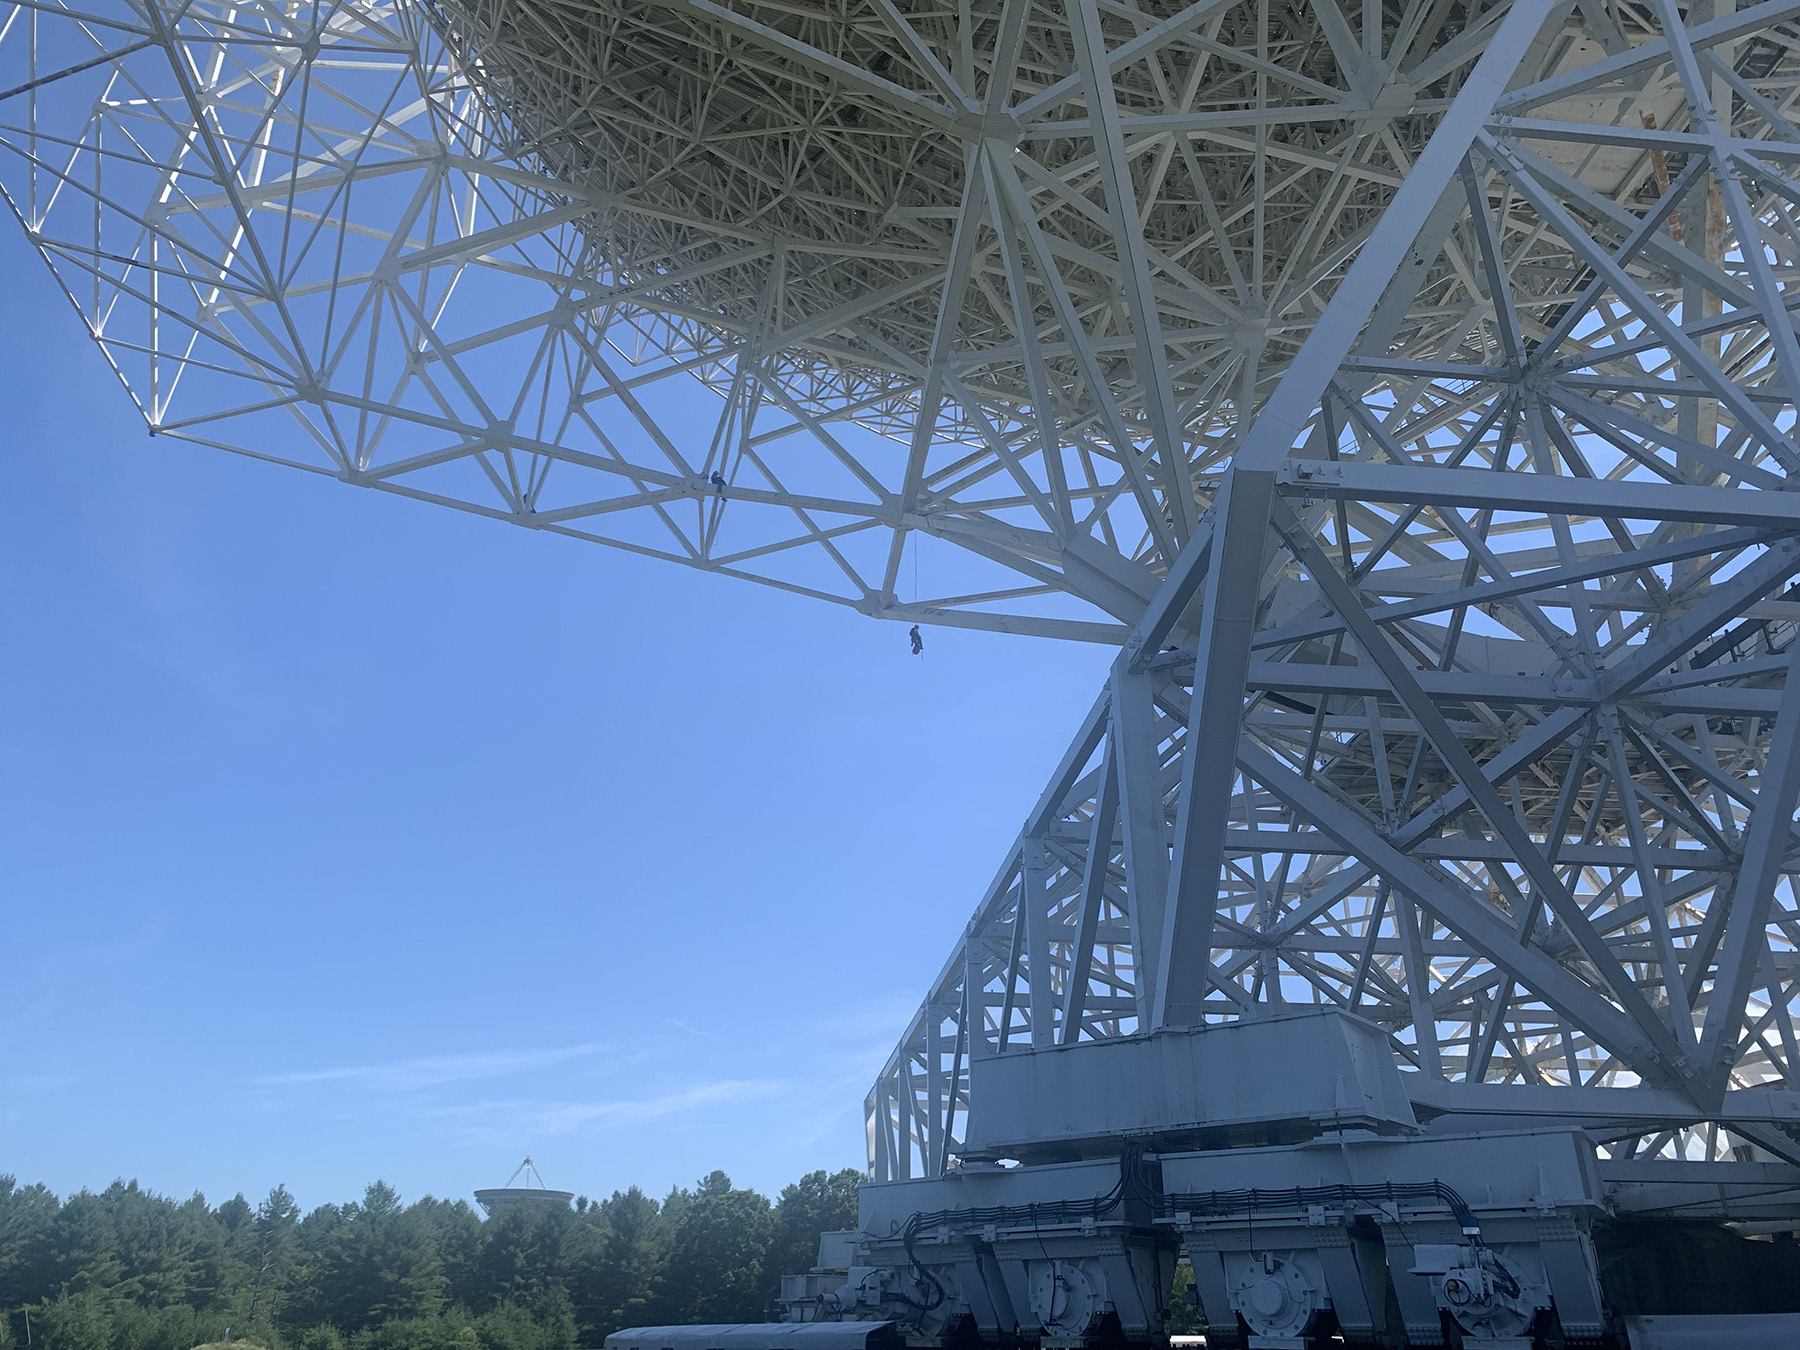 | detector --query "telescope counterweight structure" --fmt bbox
[7,0,1800,1343]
